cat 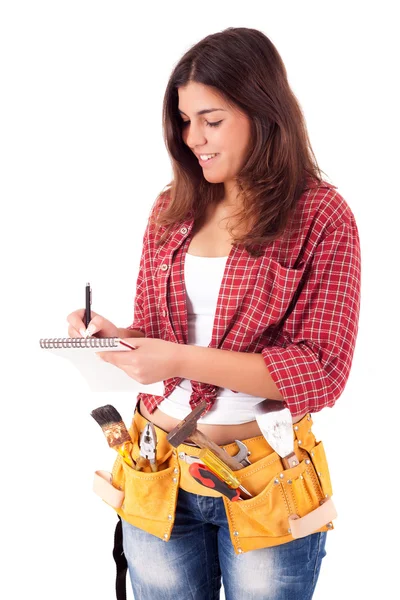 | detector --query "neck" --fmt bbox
[223,181,242,207]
